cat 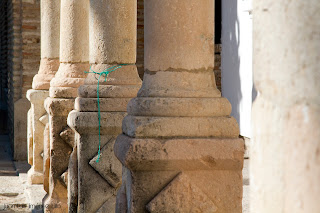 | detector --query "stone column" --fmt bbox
[67,0,141,212]
[251,1,320,212]
[114,0,244,212]
[44,0,89,212]
[26,0,60,185]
